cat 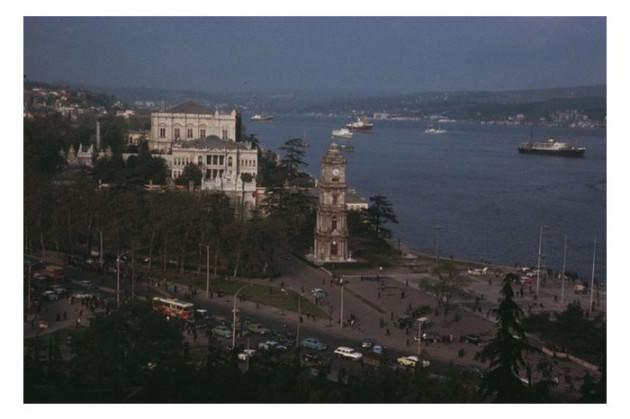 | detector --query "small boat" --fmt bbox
[250,114,273,121]
[346,117,373,131]
[331,128,353,139]
[339,143,354,152]
[424,121,447,134]
[424,127,447,134]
